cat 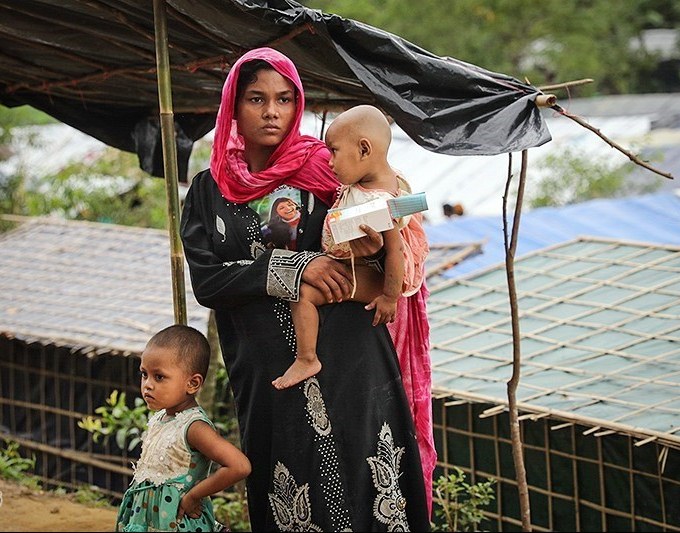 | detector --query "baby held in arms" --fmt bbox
[272,104,428,389]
